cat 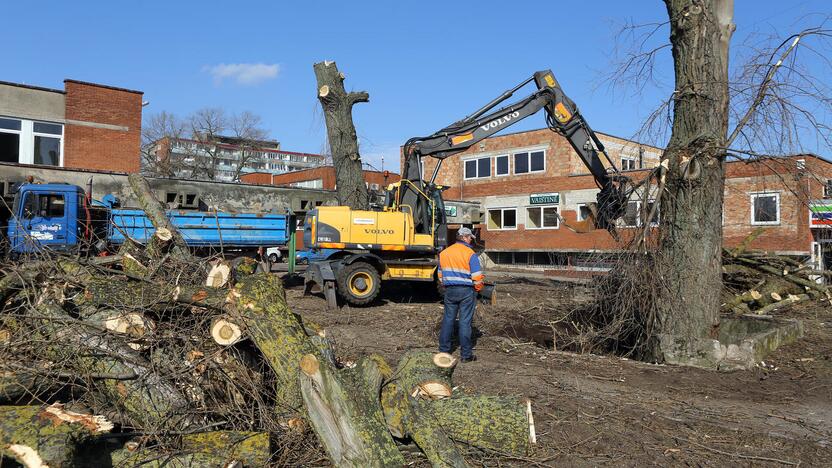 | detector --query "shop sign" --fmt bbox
[529,192,560,205]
